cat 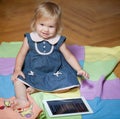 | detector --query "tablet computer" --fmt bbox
[42,97,93,117]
